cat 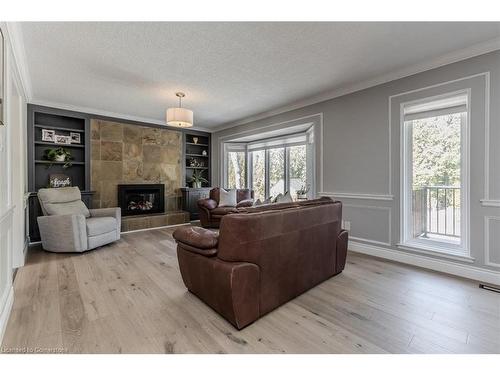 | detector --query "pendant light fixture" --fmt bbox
[166,92,193,128]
